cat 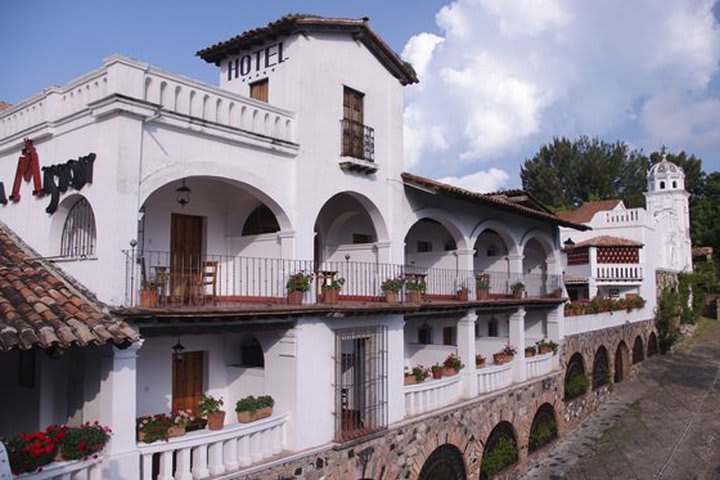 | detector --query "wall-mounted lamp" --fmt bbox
[564,238,575,248]
[172,338,185,360]
[176,179,191,207]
